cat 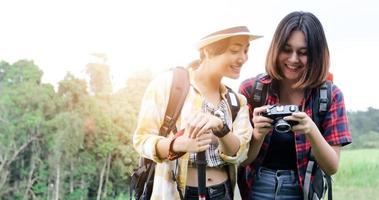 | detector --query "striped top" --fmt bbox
[187,99,230,168]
